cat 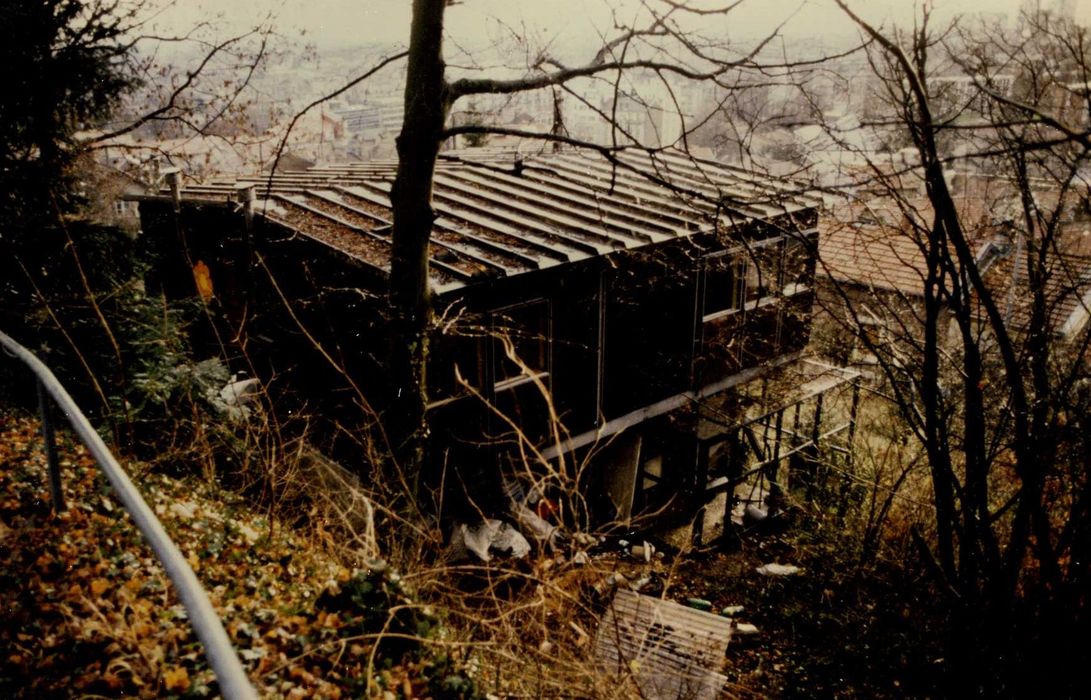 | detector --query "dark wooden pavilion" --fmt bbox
[137,148,856,536]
